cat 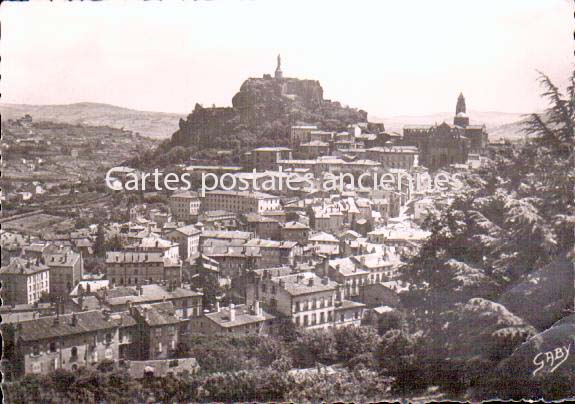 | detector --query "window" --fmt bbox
[354,311,360,320]
[49,342,57,353]
[261,283,266,292]
[271,285,277,295]
[157,342,163,352]
[295,316,300,326]
[105,333,113,345]
[320,312,325,323]
[155,328,162,337]
[295,301,300,312]
[32,345,40,356]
